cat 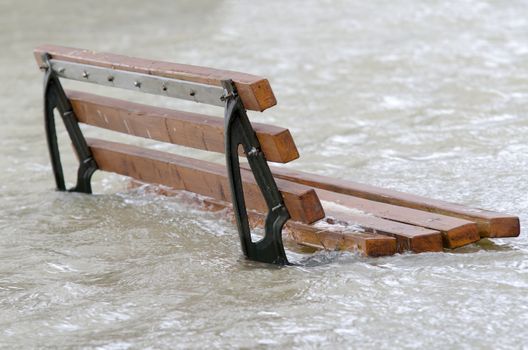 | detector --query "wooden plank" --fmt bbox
[261,166,520,238]
[86,138,323,224]
[130,181,397,257]
[321,205,443,253]
[67,90,299,163]
[315,189,480,249]
[34,44,276,111]
[284,220,397,257]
